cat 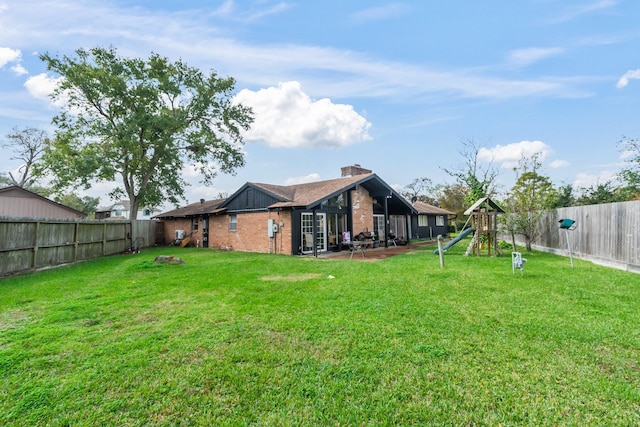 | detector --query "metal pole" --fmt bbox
[437,235,445,269]
[565,228,574,268]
